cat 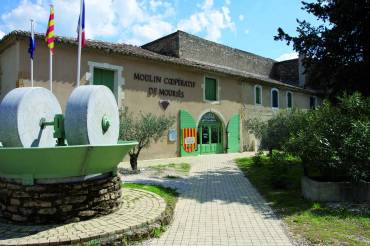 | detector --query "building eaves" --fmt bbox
[0,30,317,94]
